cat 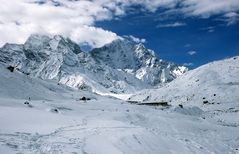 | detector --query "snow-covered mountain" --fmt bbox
[0,34,187,94]
[91,37,187,85]
[0,35,239,154]
[130,56,239,111]
[0,55,239,154]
